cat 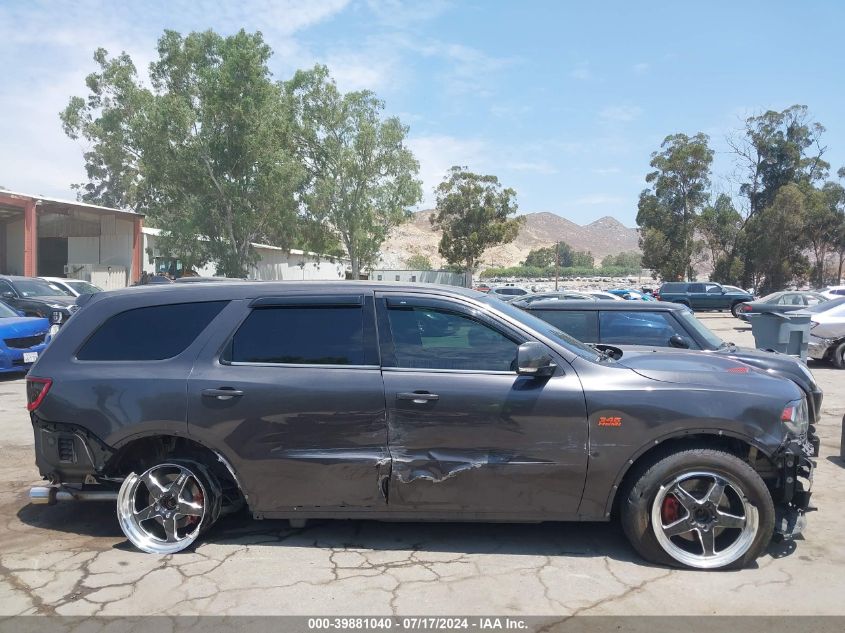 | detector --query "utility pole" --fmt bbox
[554,244,560,290]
